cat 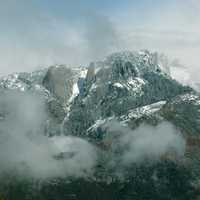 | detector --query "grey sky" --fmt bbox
[0,0,199,85]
